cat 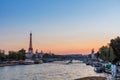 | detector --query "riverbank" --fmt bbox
[0,63,16,67]
[0,60,42,67]
[75,76,106,80]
